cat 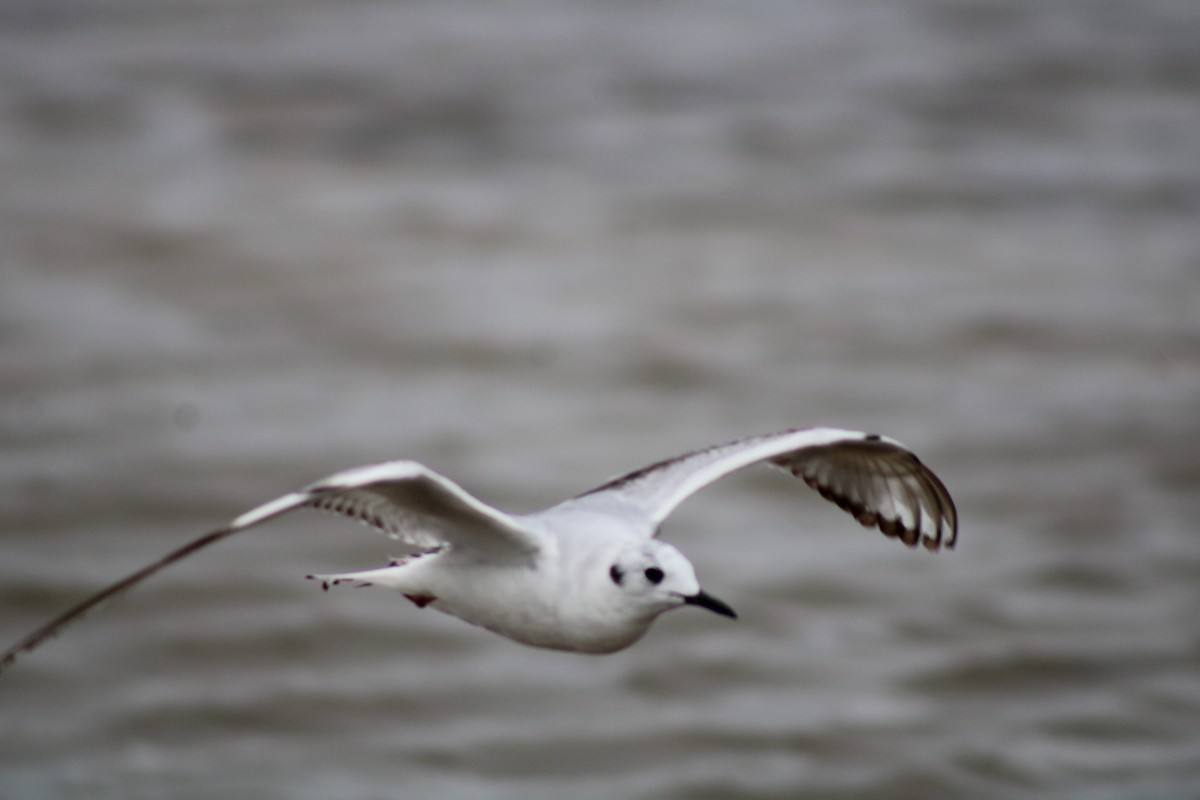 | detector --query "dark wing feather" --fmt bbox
[777,438,957,550]
[568,427,957,550]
